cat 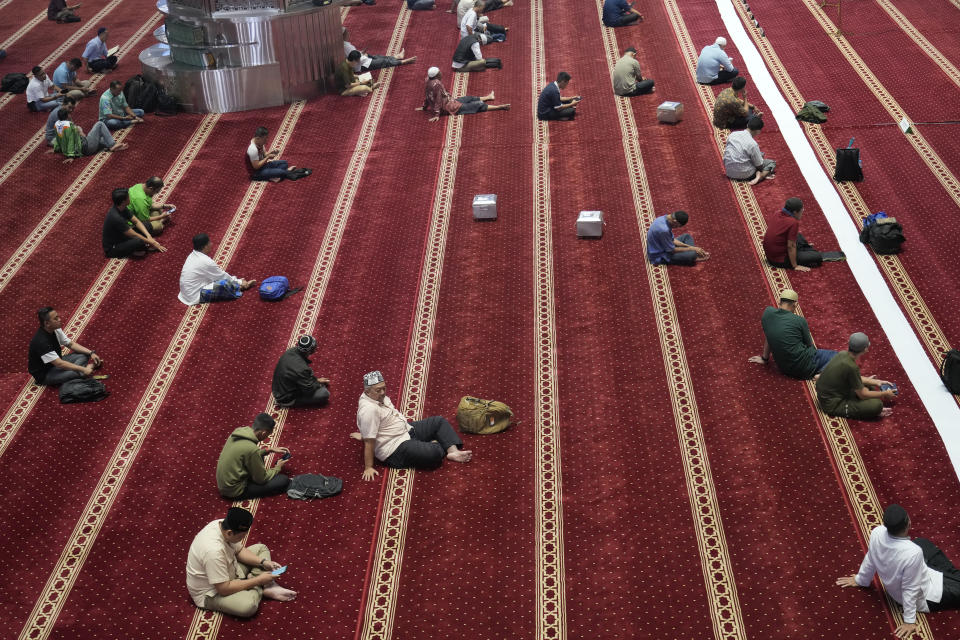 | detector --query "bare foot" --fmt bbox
[263,584,298,601]
[269,177,282,183]
[108,143,129,152]
[398,48,405,57]
[350,431,363,441]
[447,449,473,463]
[401,56,417,65]
[880,408,893,418]
[695,252,711,262]
[371,81,381,90]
